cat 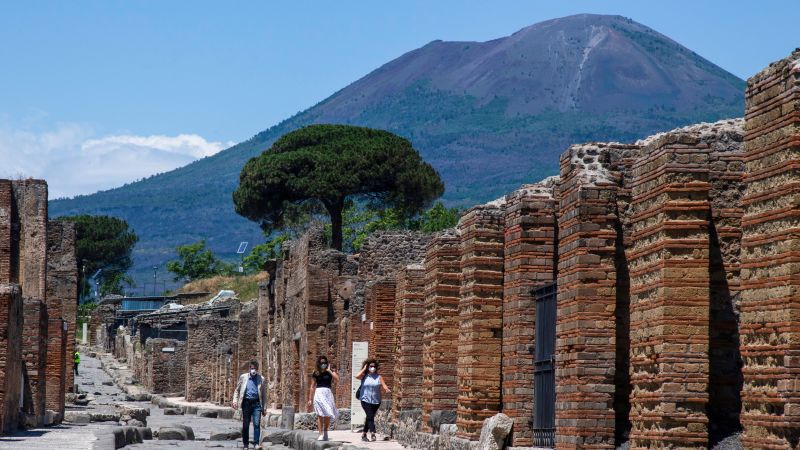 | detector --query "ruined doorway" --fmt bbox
[533,282,557,448]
